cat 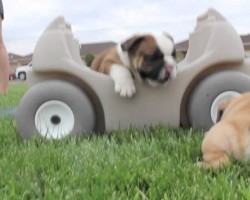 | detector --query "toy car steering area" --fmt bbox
[16,8,250,140]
